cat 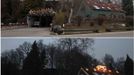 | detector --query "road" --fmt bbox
[2,28,50,37]
[1,27,133,37]
[61,31,134,37]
